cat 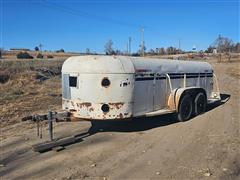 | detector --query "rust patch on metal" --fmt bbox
[78,102,92,108]
[69,113,84,122]
[63,99,70,103]
[167,93,175,110]
[168,91,180,111]
[175,93,181,111]
[109,102,124,109]
[119,113,123,119]
[89,107,94,112]
[81,102,92,107]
